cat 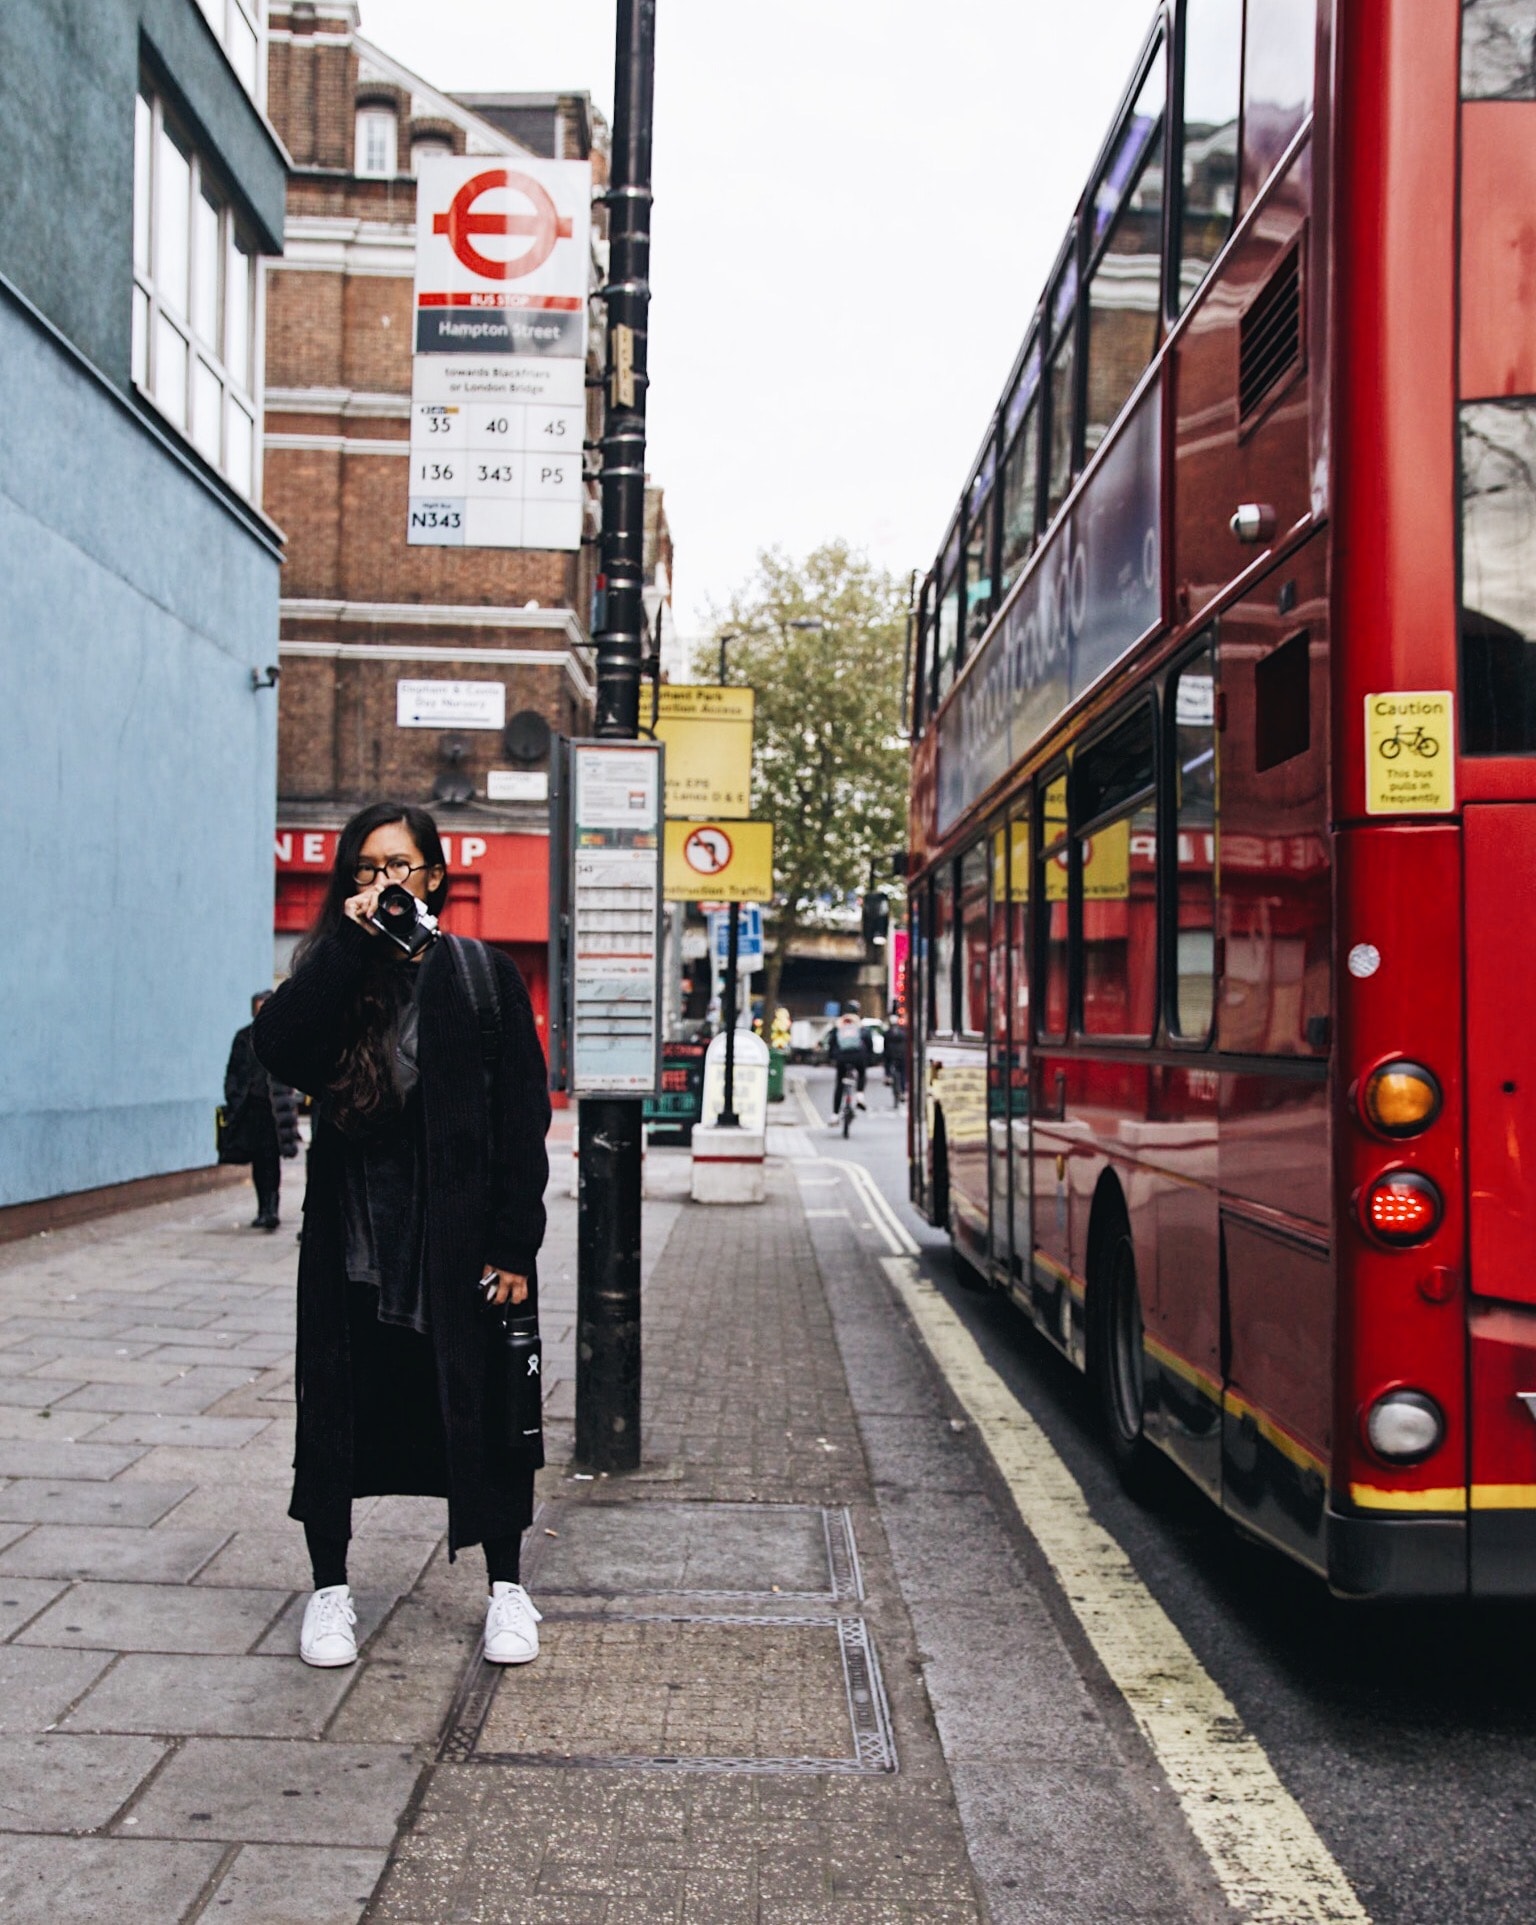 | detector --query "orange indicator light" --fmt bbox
[1362,1060,1441,1137]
